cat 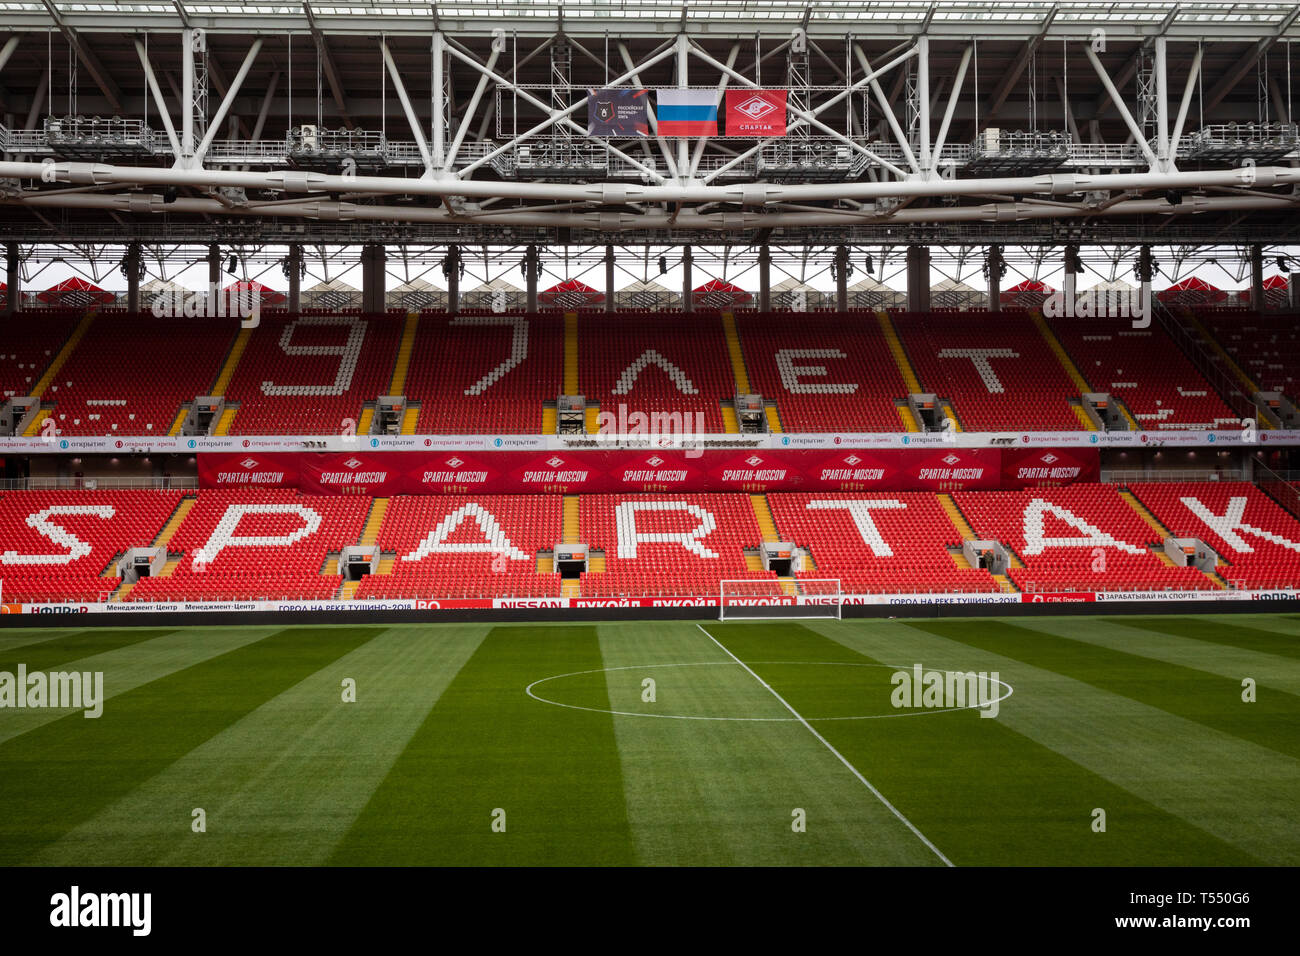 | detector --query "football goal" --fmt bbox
[718,578,843,621]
